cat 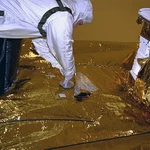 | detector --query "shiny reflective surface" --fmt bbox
[0,40,150,150]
